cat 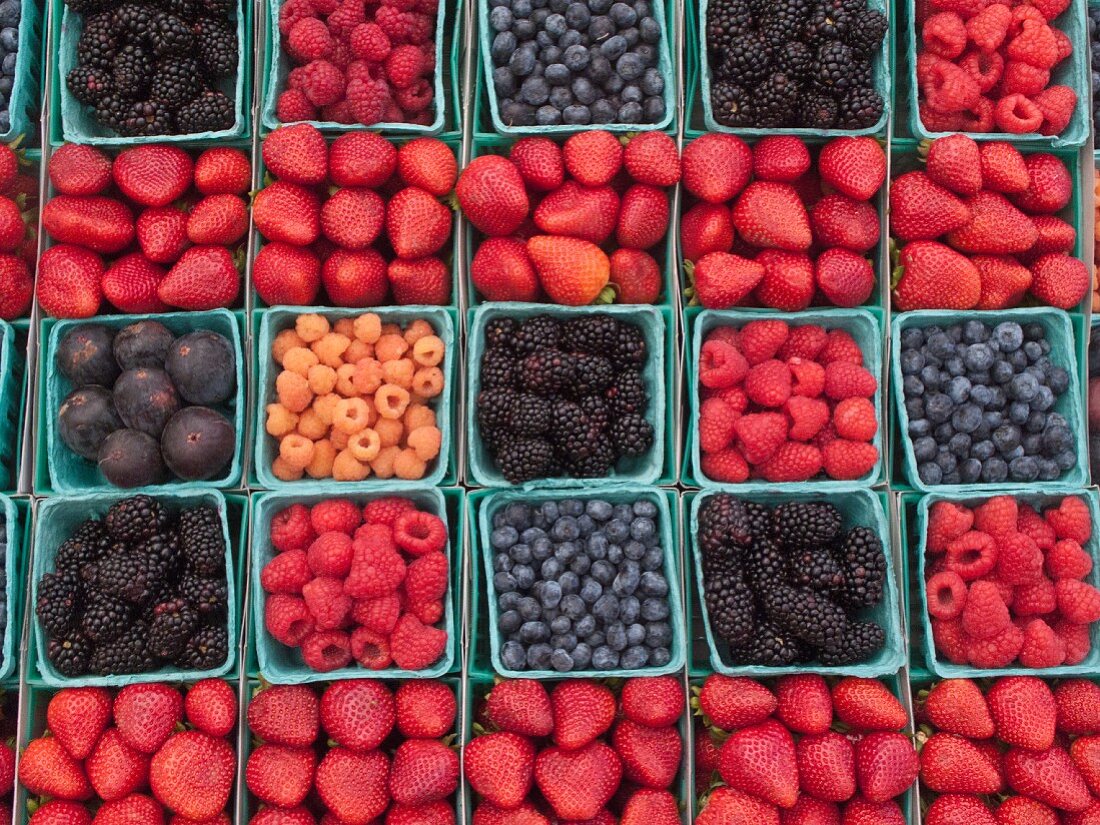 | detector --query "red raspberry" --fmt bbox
[974,496,1018,539]
[302,577,352,630]
[1018,504,1057,549]
[1047,497,1092,543]
[744,360,792,408]
[346,59,378,84]
[958,50,1004,93]
[1030,0,1069,18]
[1013,577,1057,616]
[286,17,333,62]
[995,532,1043,585]
[1008,4,1046,36]
[919,102,965,133]
[352,594,403,635]
[394,511,447,556]
[699,397,739,453]
[272,504,317,553]
[1051,27,1072,59]
[832,397,877,441]
[329,39,351,69]
[321,100,355,123]
[917,51,950,87]
[409,599,444,625]
[759,442,823,482]
[312,0,339,11]
[712,385,749,413]
[932,618,968,664]
[364,497,417,527]
[385,44,425,88]
[1056,580,1100,624]
[785,396,829,441]
[699,340,749,389]
[926,570,968,620]
[1033,86,1077,136]
[788,358,826,398]
[376,6,432,44]
[922,60,981,114]
[1052,679,1100,735]
[346,76,389,125]
[928,501,974,552]
[1006,19,1059,68]
[307,532,354,578]
[778,325,828,360]
[929,0,994,17]
[966,2,1011,49]
[733,412,788,465]
[345,538,407,598]
[311,500,361,535]
[966,622,1024,668]
[299,60,345,107]
[350,22,392,61]
[327,0,366,37]
[1018,618,1066,668]
[300,630,353,671]
[396,78,433,114]
[819,329,863,365]
[923,12,968,57]
[265,594,316,646]
[354,521,398,550]
[276,89,317,123]
[279,0,316,34]
[381,0,419,12]
[390,615,447,670]
[738,319,788,364]
[1047,539,1093,580]
[261,550,312,594]
[350,627,392,670]
[946,531,998,580]
[821,439,878,480]
[1001,61,1050,96]
[700,448,750,483]
[415,0,439,12]
[823,362,876,400]
[1051,618,1091,665]
[404,552,448,604]
[706,326,740,348]
[995,94,1044,133]
[959,96,994,133]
